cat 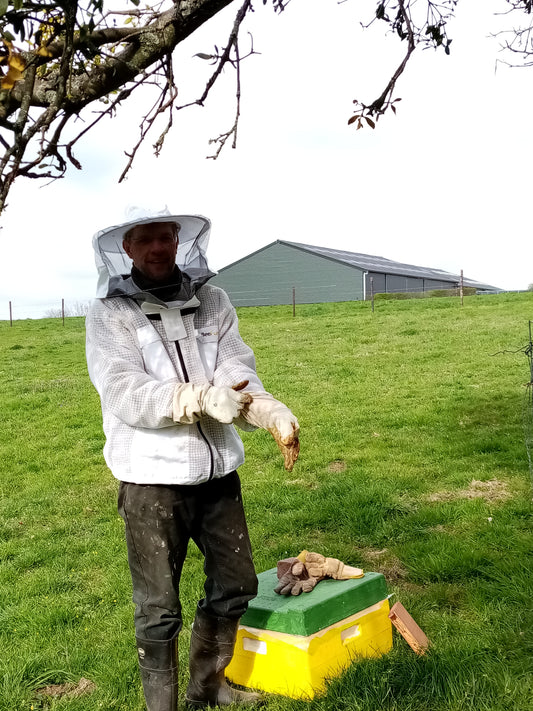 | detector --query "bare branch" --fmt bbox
[118,56,178,182]
[175,0,253,112]
[207,35,242,159]
[349,0,456,129]
[0,0,235,210]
